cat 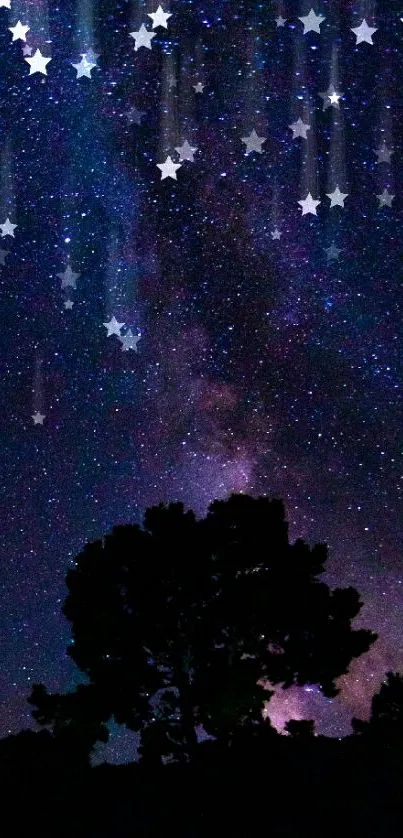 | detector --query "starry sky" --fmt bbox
[0,0,402,764]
